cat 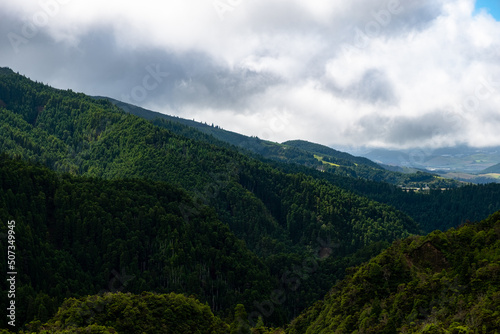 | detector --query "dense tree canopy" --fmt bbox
[0,156,277,328]
[1,68,500,333]
[287,211,500,333]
